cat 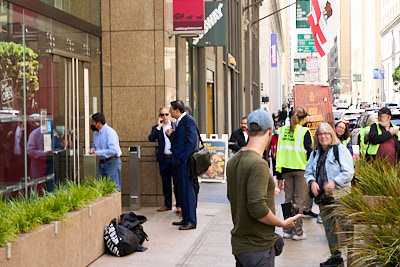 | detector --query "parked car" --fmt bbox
[336,98,350,109]
[332,110,342,125]
[340,109,365,132]
[382,102,399,108]
[391,113,400,127]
